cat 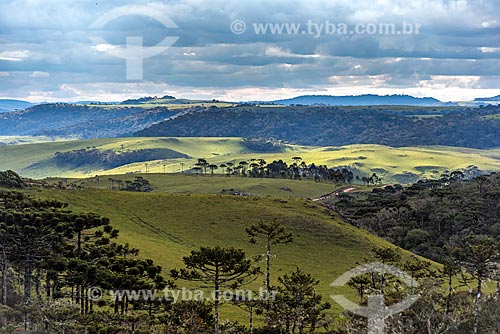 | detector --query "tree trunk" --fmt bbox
[85,288,89,314]
[214,267,220,334]
[249,306,253,334]
[24,257,32,330]
[46,272,51,300]
[445,273,453,318]
[77,231,81,259]
[78,285,84,314]
[114,294,119,314]
[76,285,80,308]
[80,287,85,314]
[1,255,7,306]
[35,270,41,302]
[266,237,271,325]
[121,294,126,315]
[473,276,482,334]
